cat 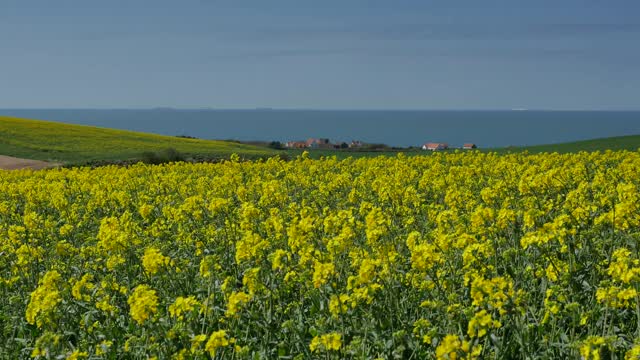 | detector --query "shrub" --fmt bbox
[141,148,185,164]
